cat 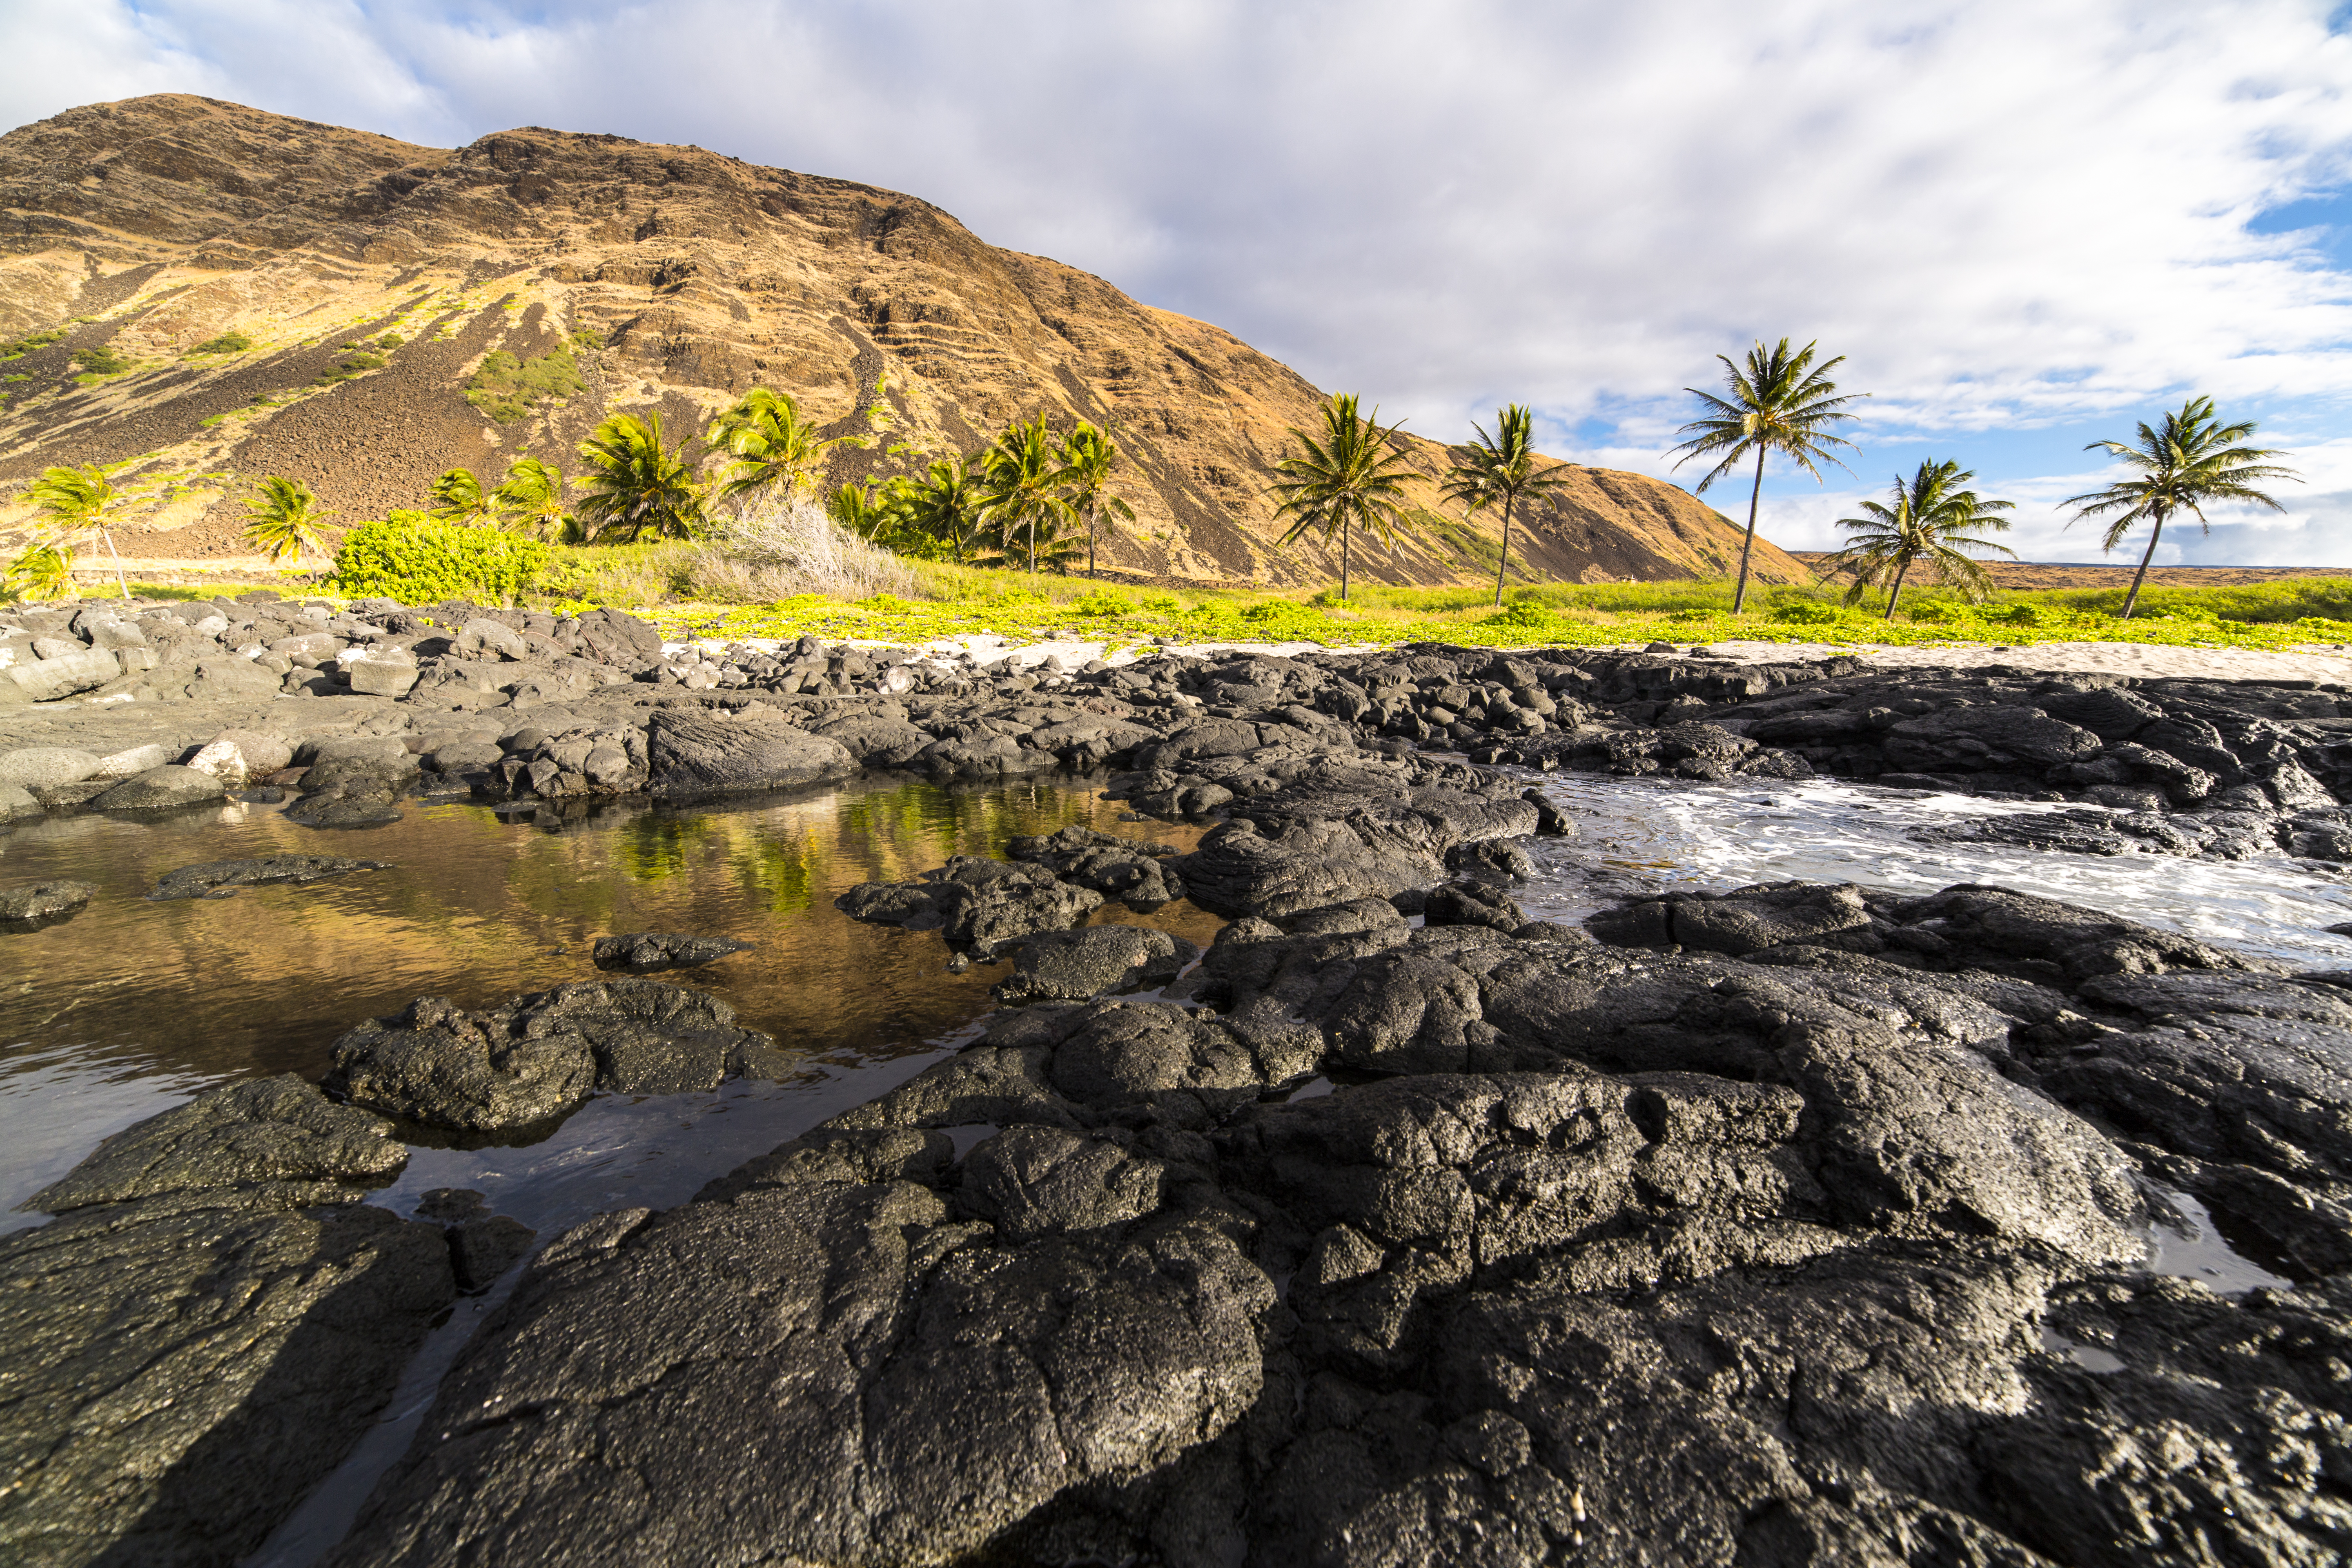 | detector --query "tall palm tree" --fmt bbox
[1269,393,1418,601]
[1666,338,1864,613]
[1827,460,2016,620]
[241,476,332,566]
[17,462,146,598]
[2063,396,2301,619]
[1440,403,1574,605]
[895,456,990,563]
[576,412,707,542]
[1058,421,1136,579]
[978,417,1076,575]
[494,457,578,542]
[428,467,494,526]
[706,388,870,500]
